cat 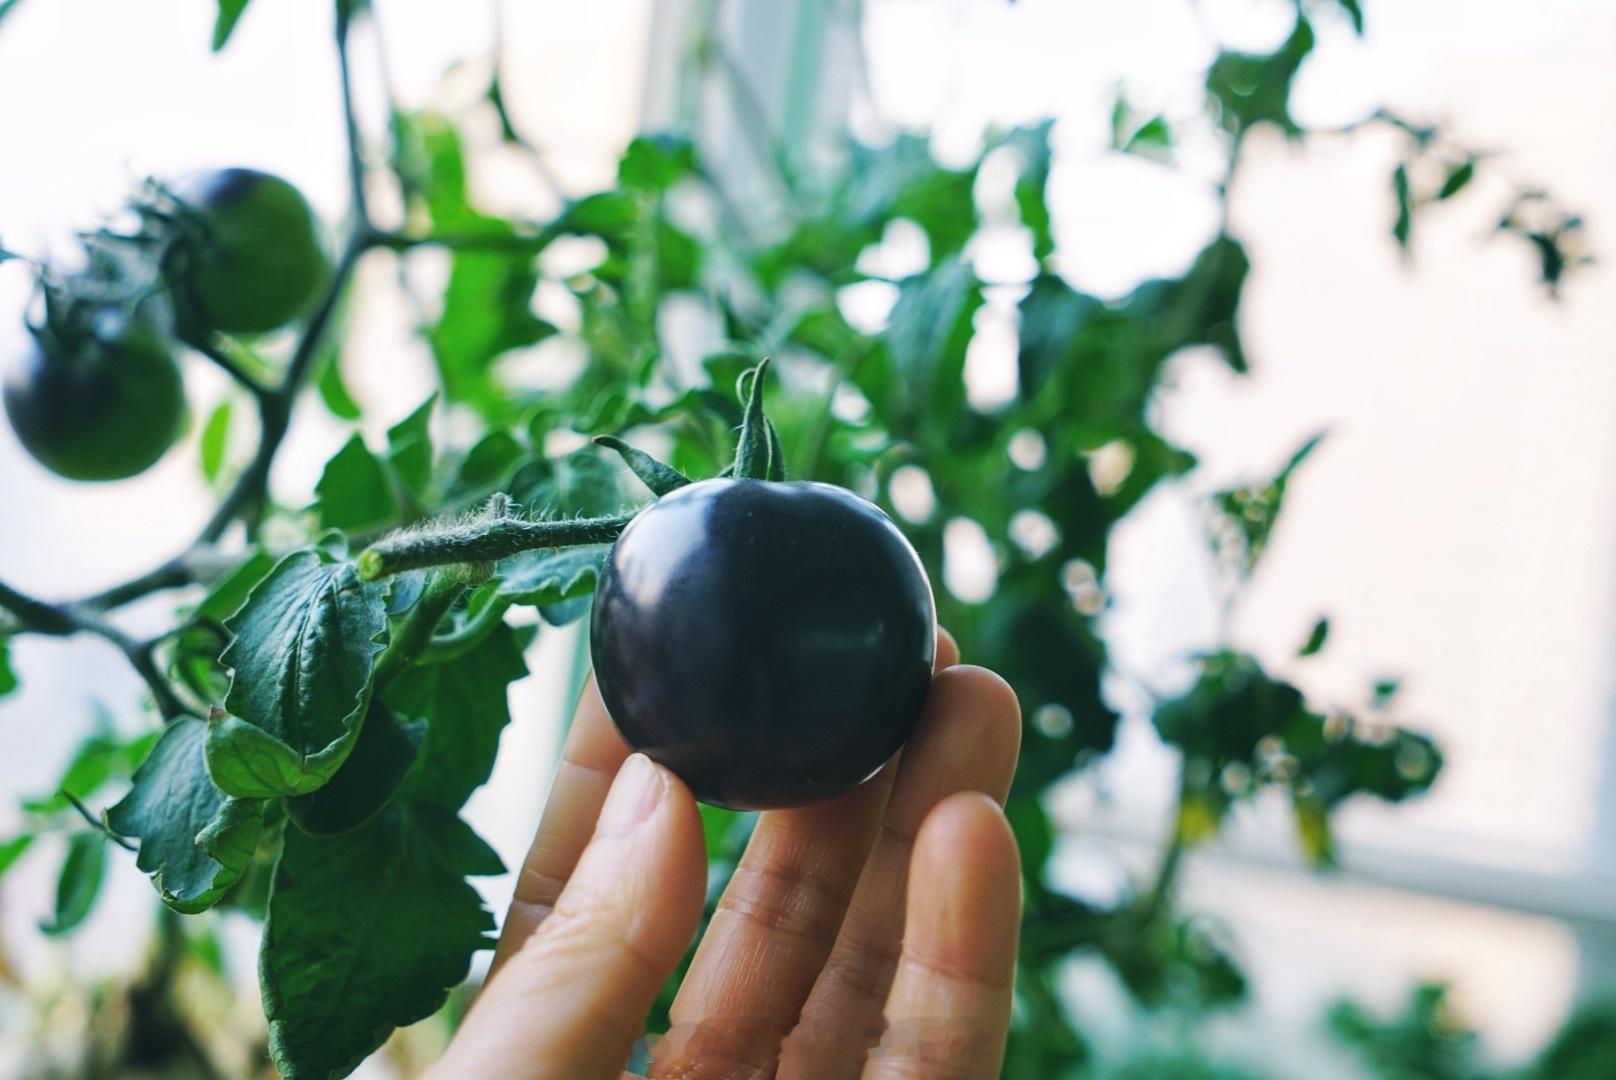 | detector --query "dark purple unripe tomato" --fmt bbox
[170,168,328,335]
[3,313,184,481]
[590,478,937,809]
